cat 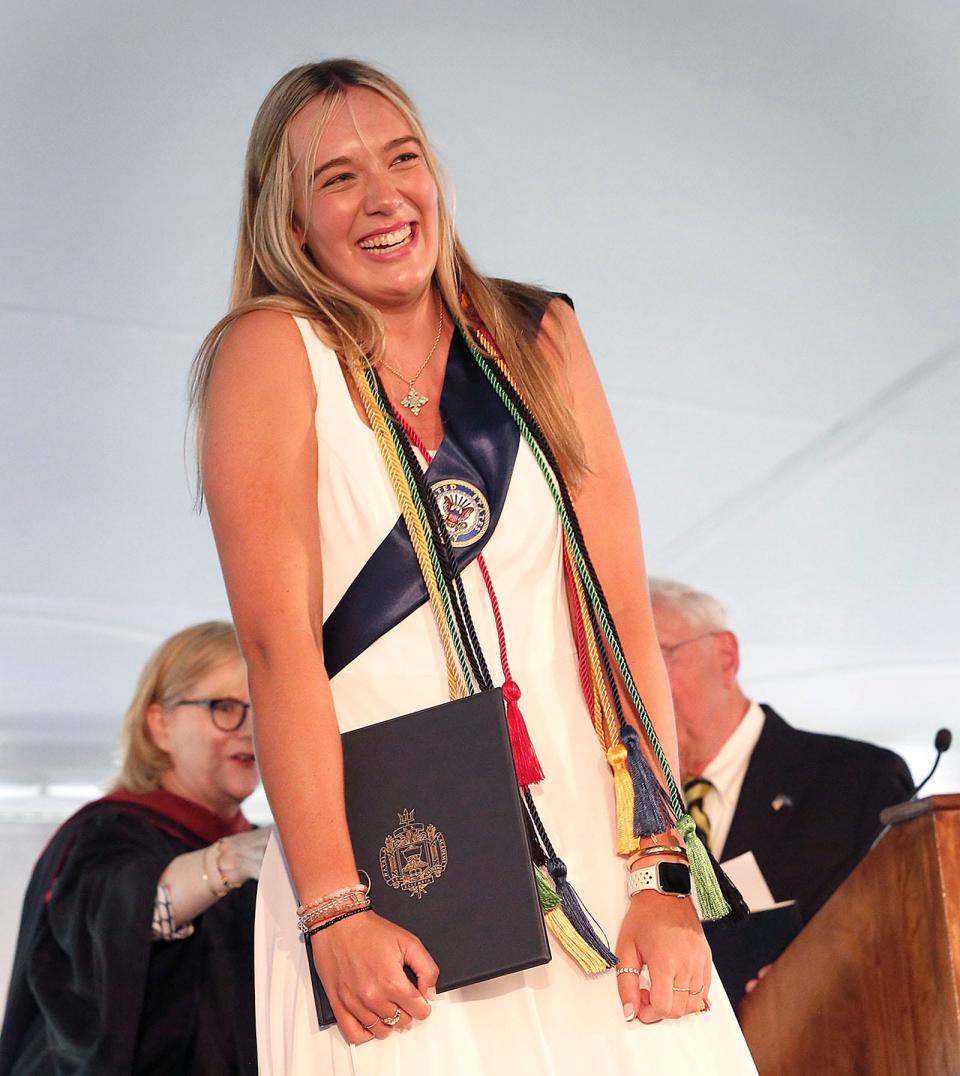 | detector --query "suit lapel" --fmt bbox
[721,705,801,861]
